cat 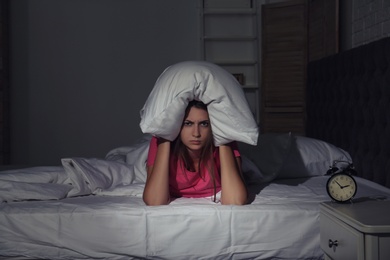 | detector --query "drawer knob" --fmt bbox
[328,239,338,248]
